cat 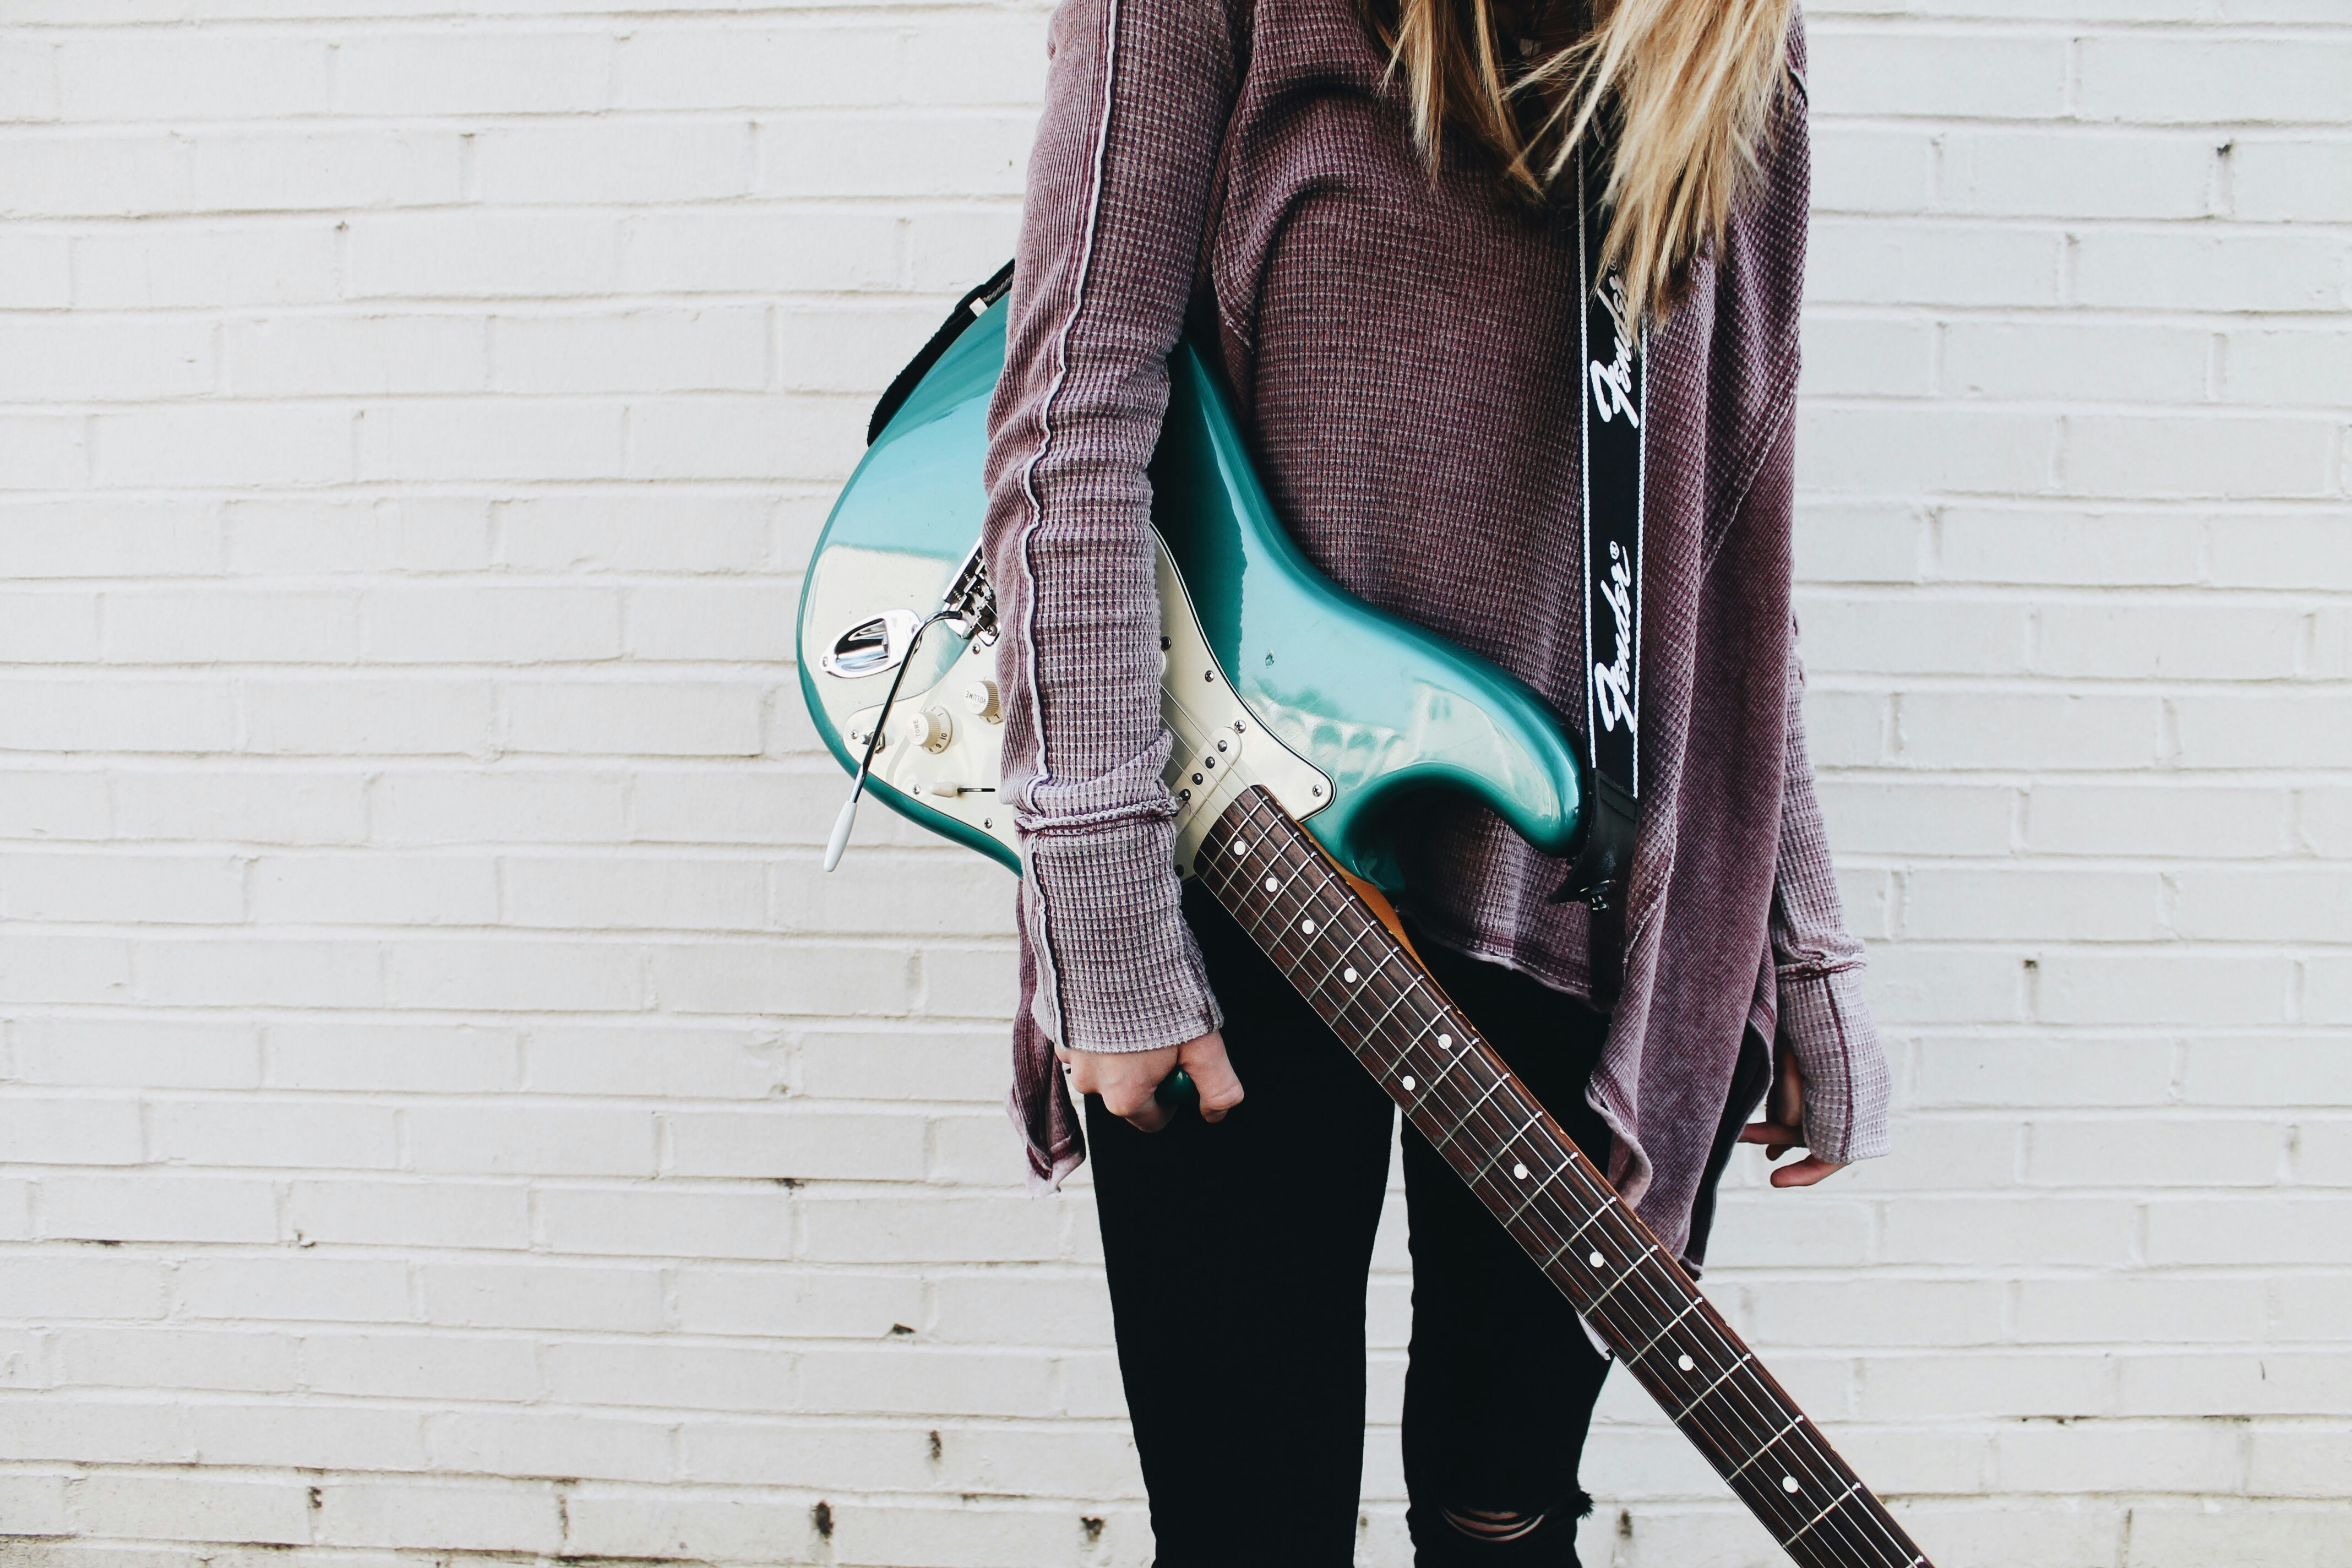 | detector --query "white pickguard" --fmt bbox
[838,534,1331,874]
